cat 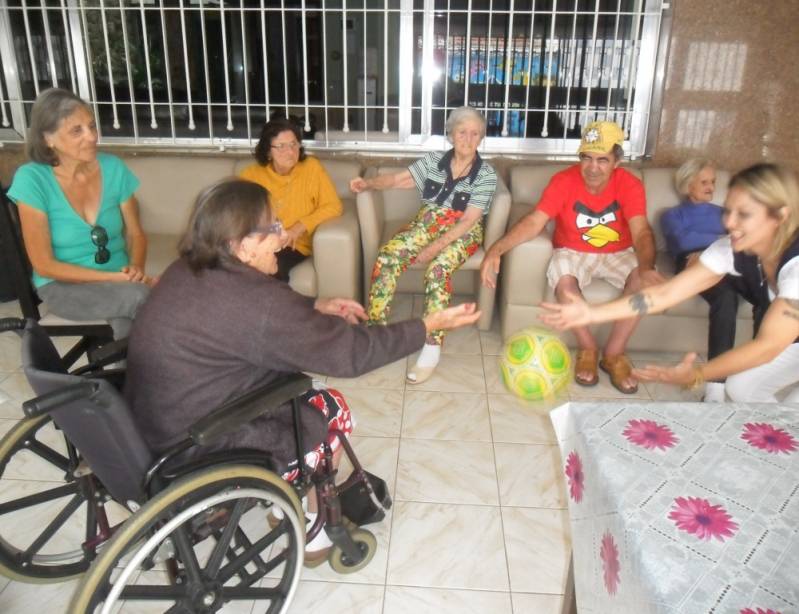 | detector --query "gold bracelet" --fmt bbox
[684,366,705,391]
